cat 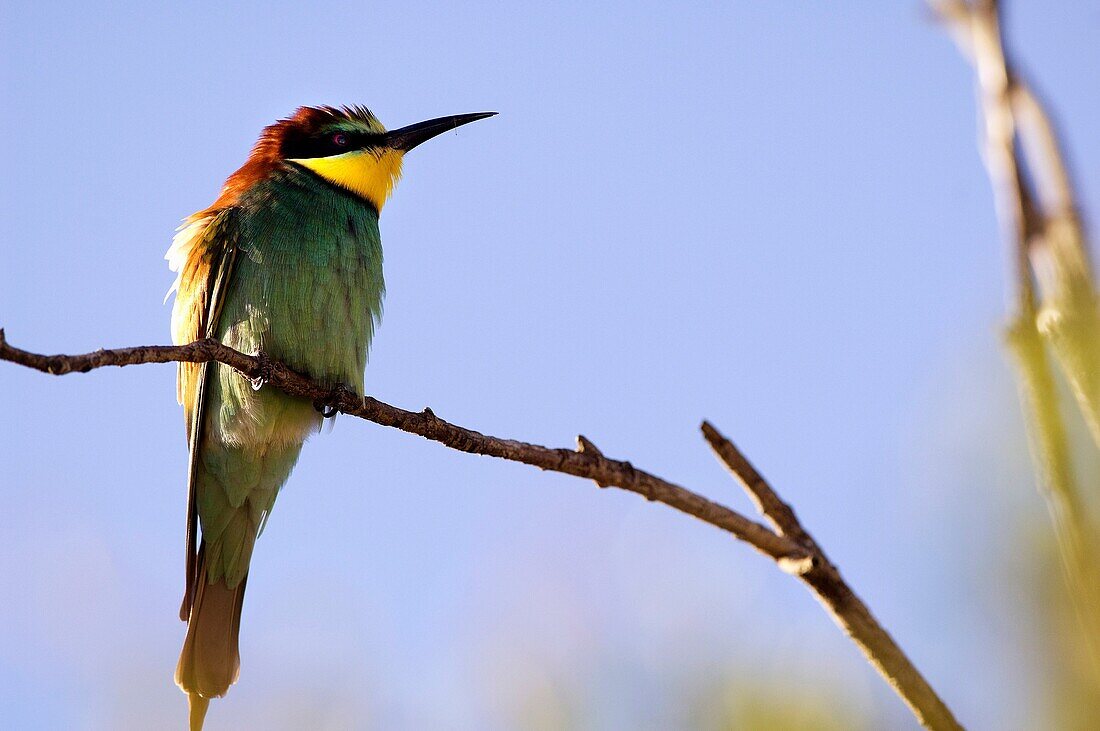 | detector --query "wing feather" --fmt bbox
[168,209,240,620]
